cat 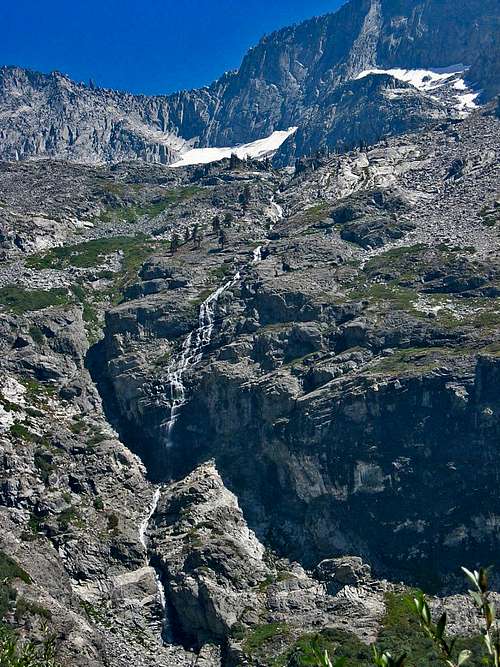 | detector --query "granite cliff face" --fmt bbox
[1,0,499,165]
